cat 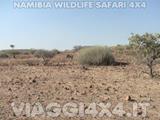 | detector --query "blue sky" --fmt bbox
[0,0,160,50]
